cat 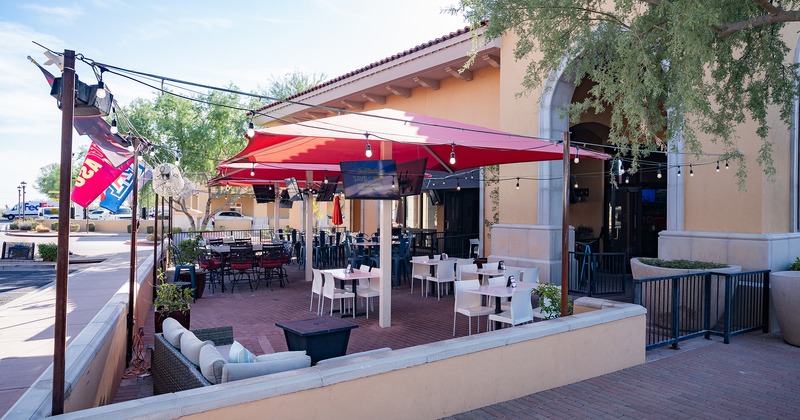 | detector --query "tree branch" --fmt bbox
[713,3,800,38]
